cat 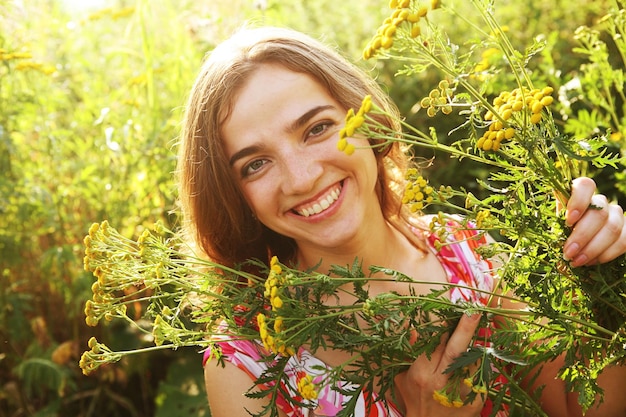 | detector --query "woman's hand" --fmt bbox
[562,177,626,267]
[393,313,484,417]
